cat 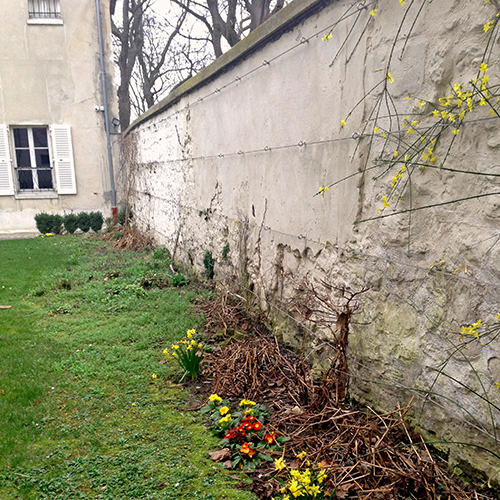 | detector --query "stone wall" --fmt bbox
[125,0,500,481]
